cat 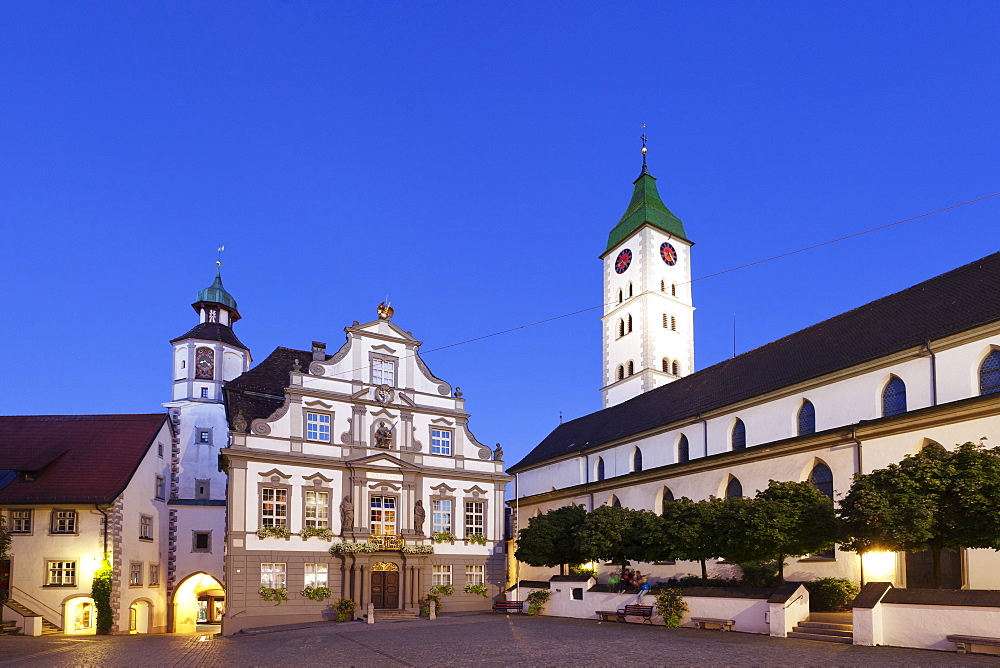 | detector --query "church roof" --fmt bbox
[510,251,1000,473]
[196,268,238,311]
[604,166,689,255]
[0,414,168,503]
[170,322,248,349]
